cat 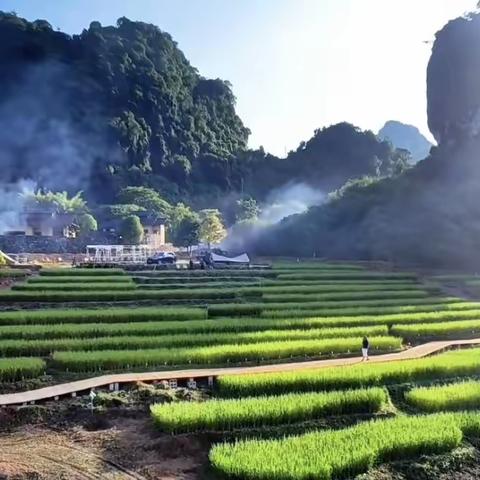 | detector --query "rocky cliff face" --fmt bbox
[427,12,480,145]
